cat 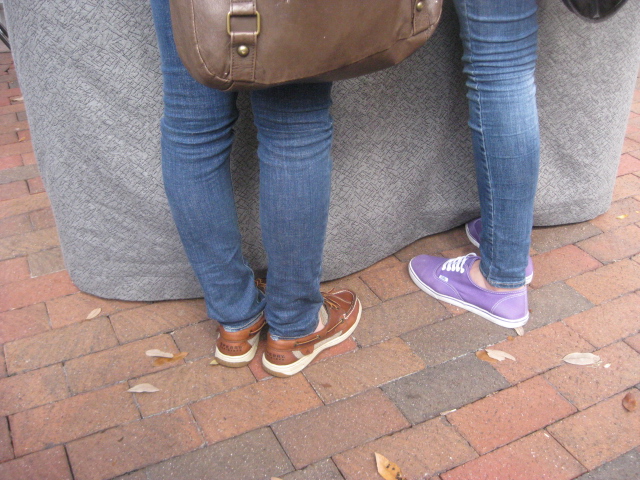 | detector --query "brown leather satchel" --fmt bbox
[169,0,442,91]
